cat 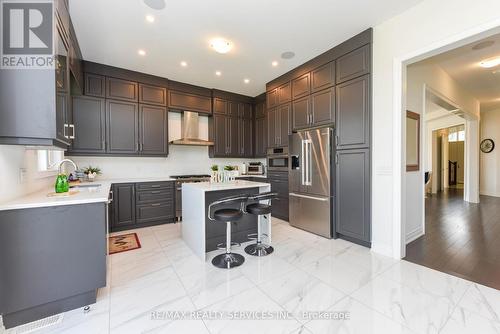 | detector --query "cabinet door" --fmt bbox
[267,108,277,148]
[239,103,252,119]
[139,104,168,156]
[84,73,105,97]
[311,87,335,126]
[70,96,106,153]
[278,82,291,105]
[335,149,370,244]
[213,98,227,115]
[279,103,290,147]
[255,102,266,118]
[254,116,267,157]
[227,116,239,157]
[106,100,139,154]
[139,84,167,106]
[291,73,310,100]
[212,114,227,156]
[112,183,136,230]
[55,27,70,145]
[168,90,212,114]
[227,101,239,117]
[335,75,370,149]
[311,62,335,92]
[240,117,253,157]
[267,88,278,108]
[336,45,370,84]
[106,77,138,102]
[292,95,310,130]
